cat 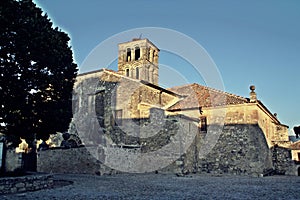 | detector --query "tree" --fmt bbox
[0,0,78,146]
[294,126,300,138]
